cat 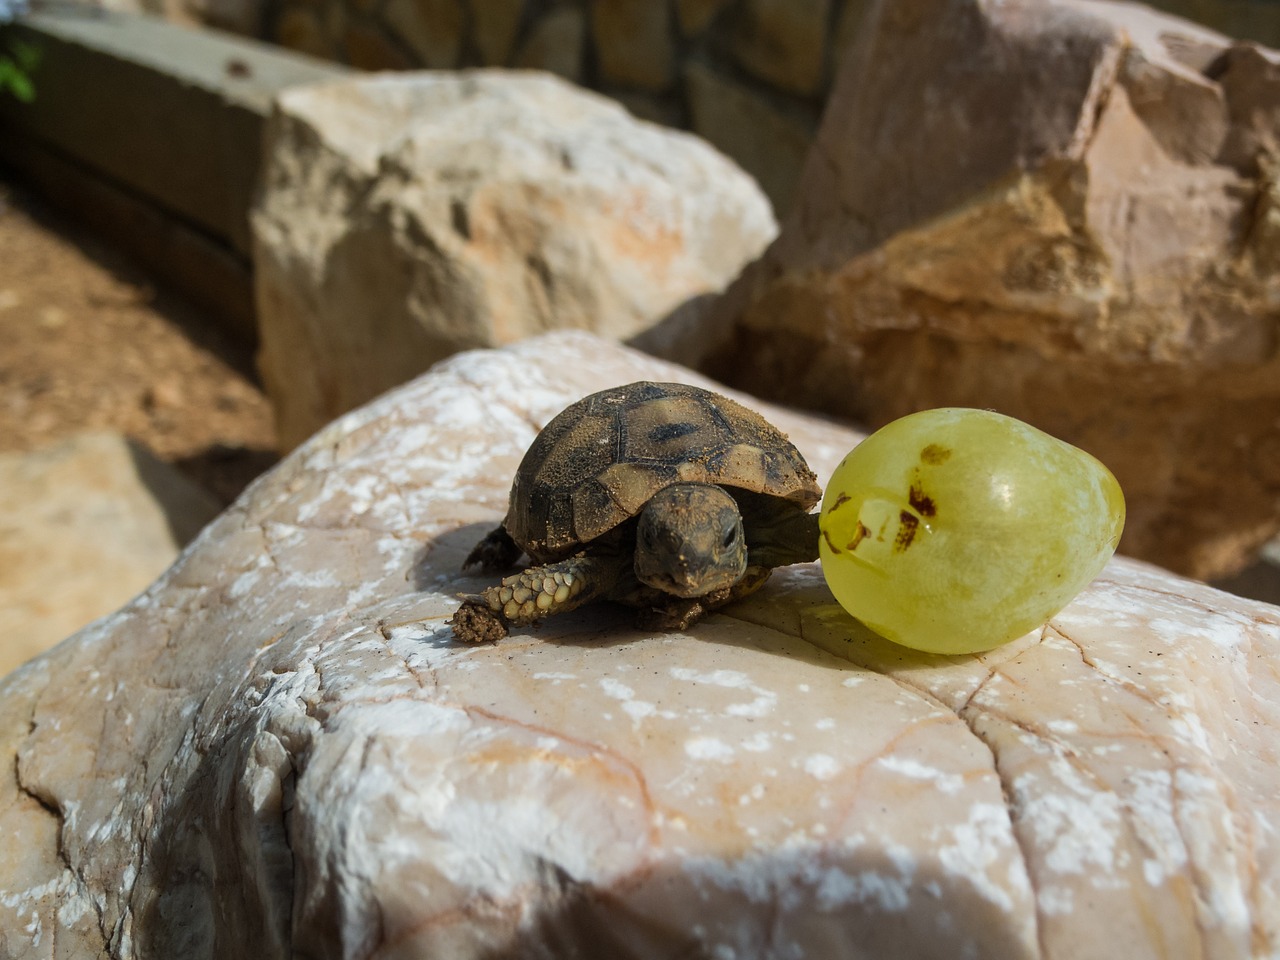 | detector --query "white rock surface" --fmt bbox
[253,70,777,450]
[1,333,1277,958]
[0,432,221,678]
